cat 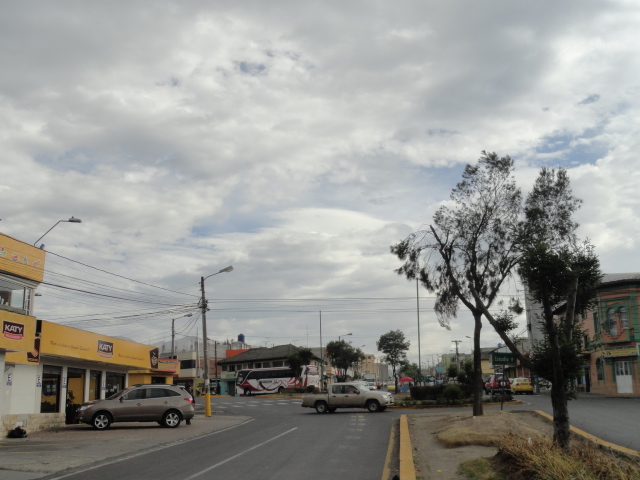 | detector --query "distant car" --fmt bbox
[484,374,511,395]
[510,377,534,395]
[366,381,377,390]
[77,384,195,430]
